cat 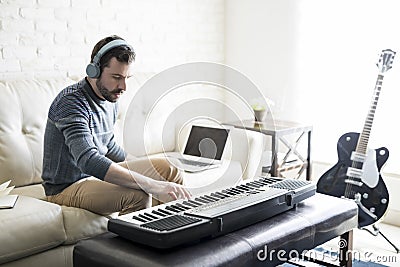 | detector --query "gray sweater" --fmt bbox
[42,78,126,196]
